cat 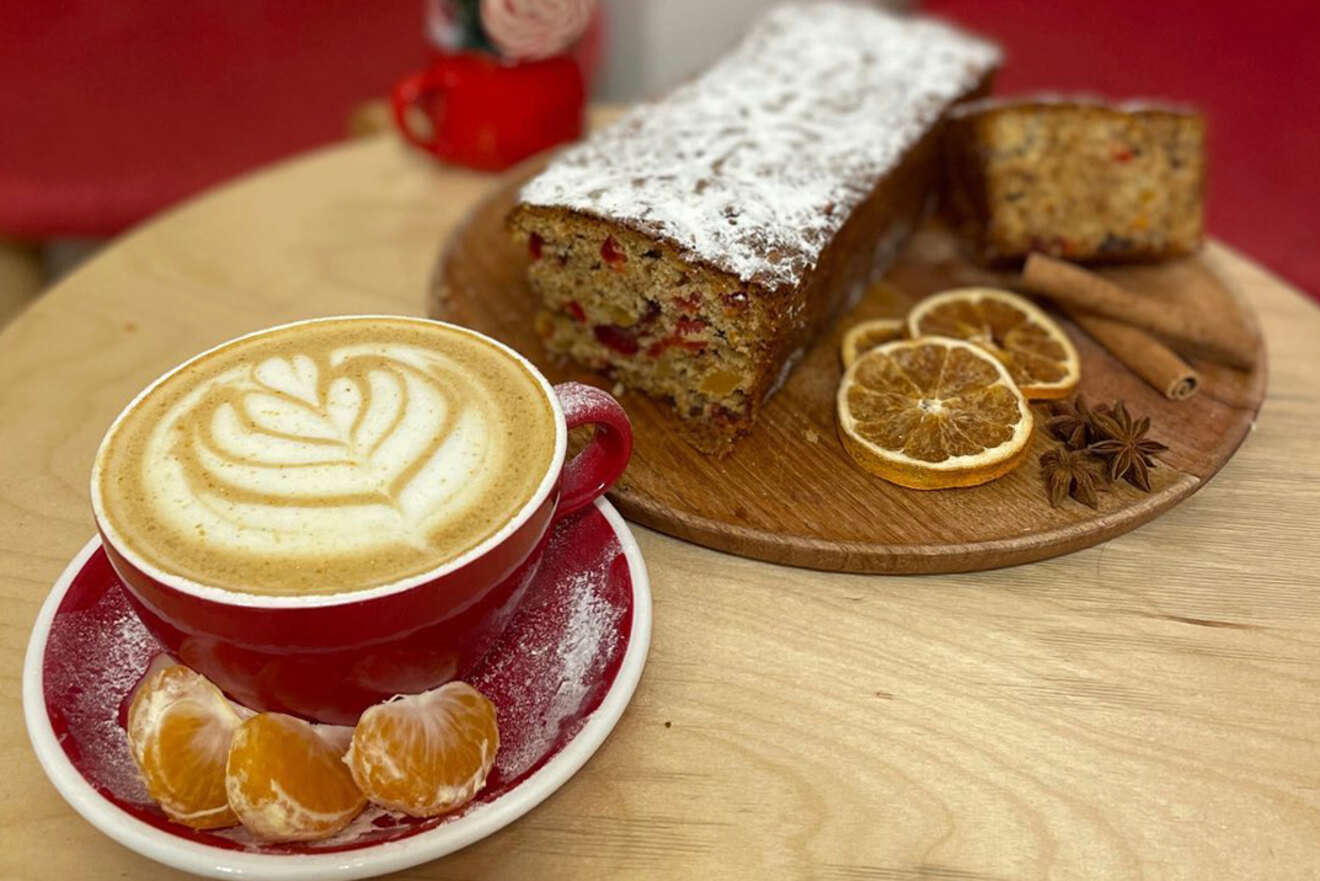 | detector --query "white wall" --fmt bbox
[596,0,776,100]
[595,0,908,100]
